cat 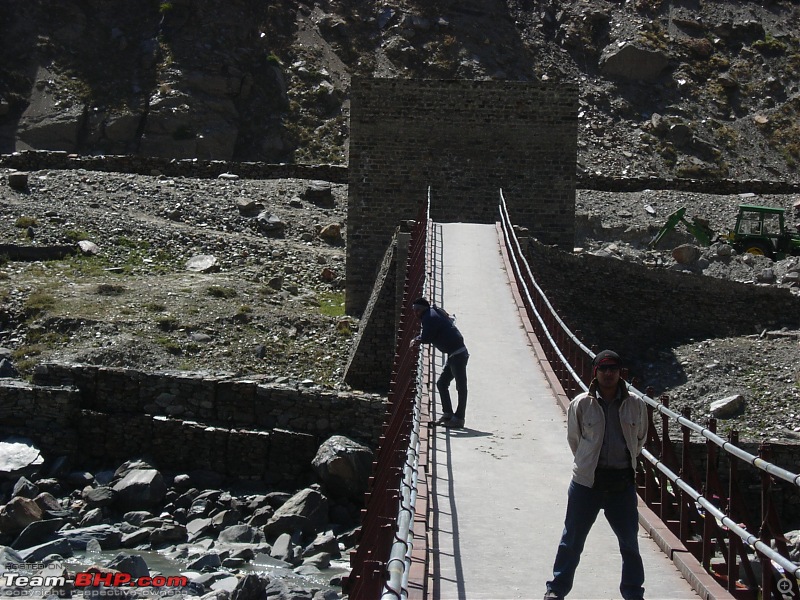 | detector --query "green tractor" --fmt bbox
[650,204,800,260]
[725,204,800,259]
